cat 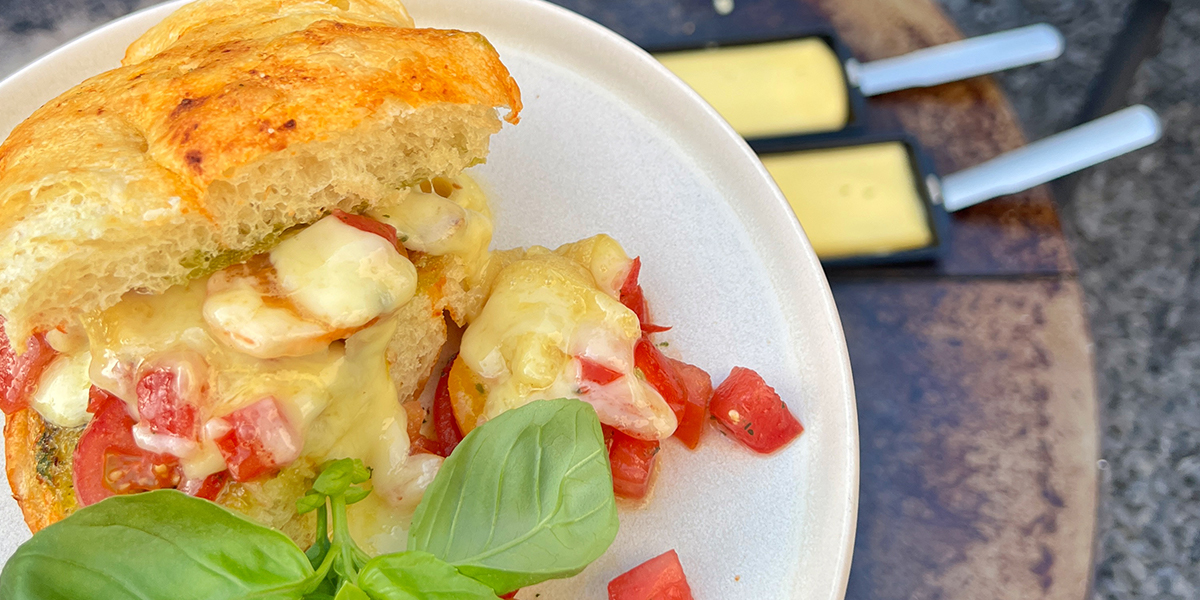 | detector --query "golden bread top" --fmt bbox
[0,0,522,342]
